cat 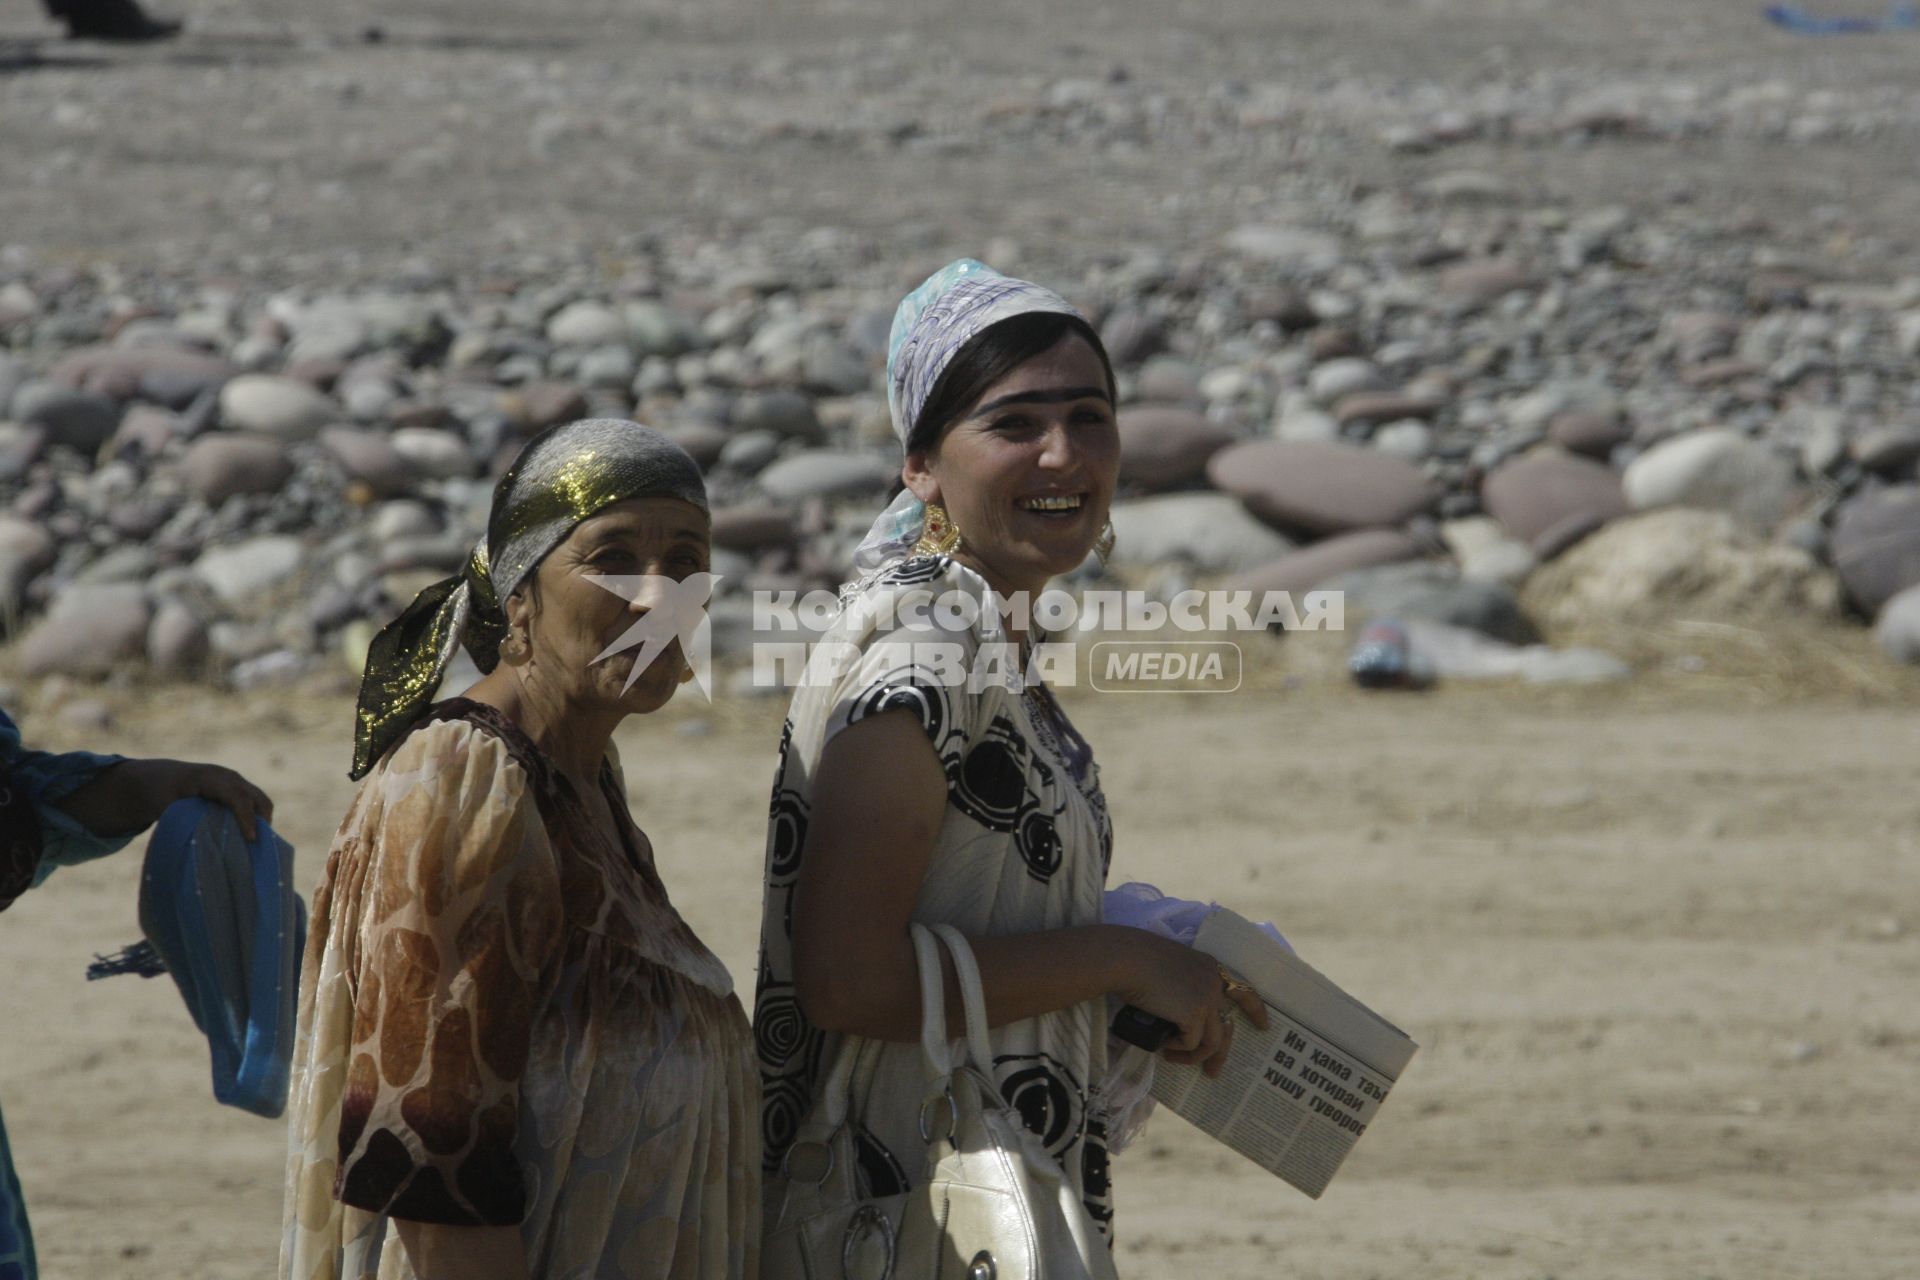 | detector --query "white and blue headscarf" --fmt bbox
[852,259,1085,573]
